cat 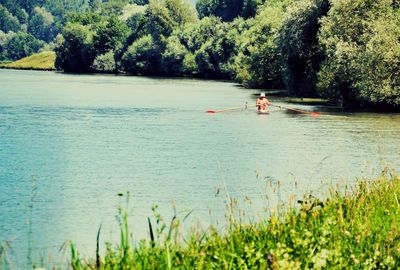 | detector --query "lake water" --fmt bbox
[1,69,399,267]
